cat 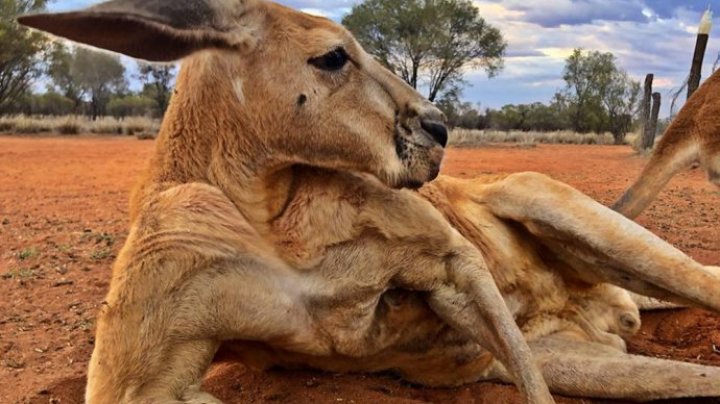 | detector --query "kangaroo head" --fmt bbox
[19,0,448,190]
